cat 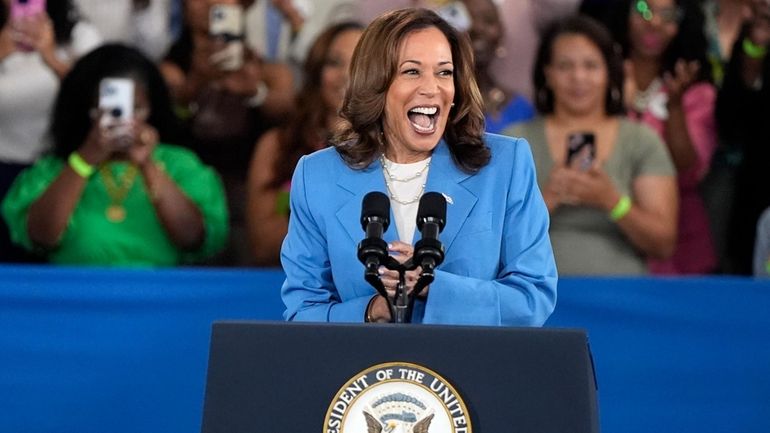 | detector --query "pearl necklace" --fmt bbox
[380,155,431,205]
